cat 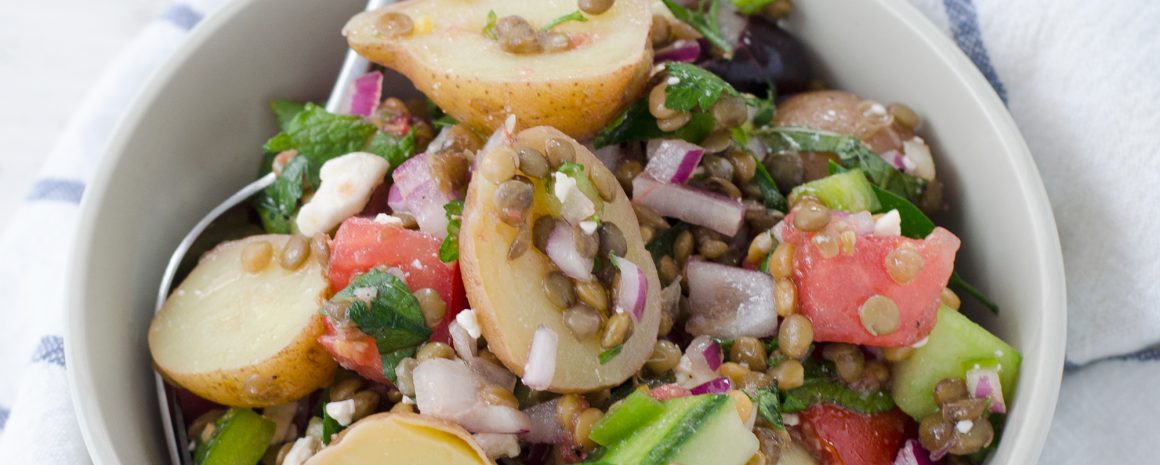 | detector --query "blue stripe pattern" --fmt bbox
[31,335,65,367]
[0,406,9,432]
[160,3,203,30]
[25,178,84,204]
[942,0,1009,103]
